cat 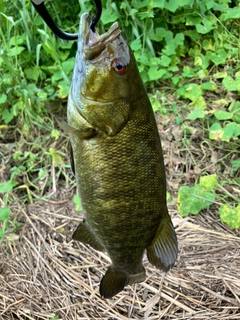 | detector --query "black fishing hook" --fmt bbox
[31,0,102,40]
